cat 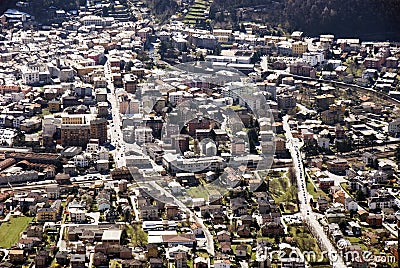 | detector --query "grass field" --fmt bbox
[0,216,33,248]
